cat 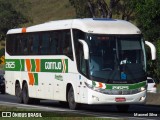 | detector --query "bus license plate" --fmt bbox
[115,97,126,102]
